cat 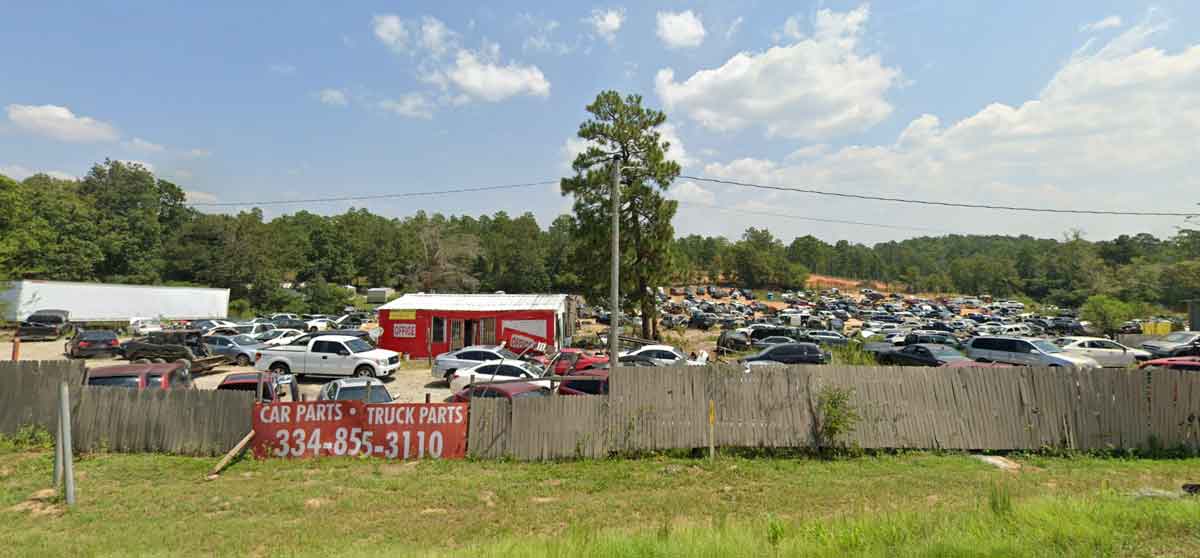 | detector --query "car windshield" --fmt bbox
[80,331,116,341]
[231,335,258,345]
[1032,340,1062,353]
[88,375,141,388]
[346,339,374,353]
[336,385,393,403]
[497,348,520,359]
[1163,333,1198,343]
